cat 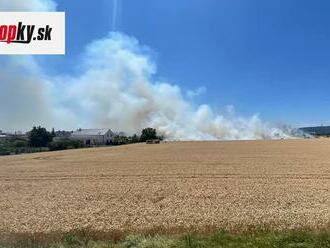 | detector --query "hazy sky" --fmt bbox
[36,0,330,127]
